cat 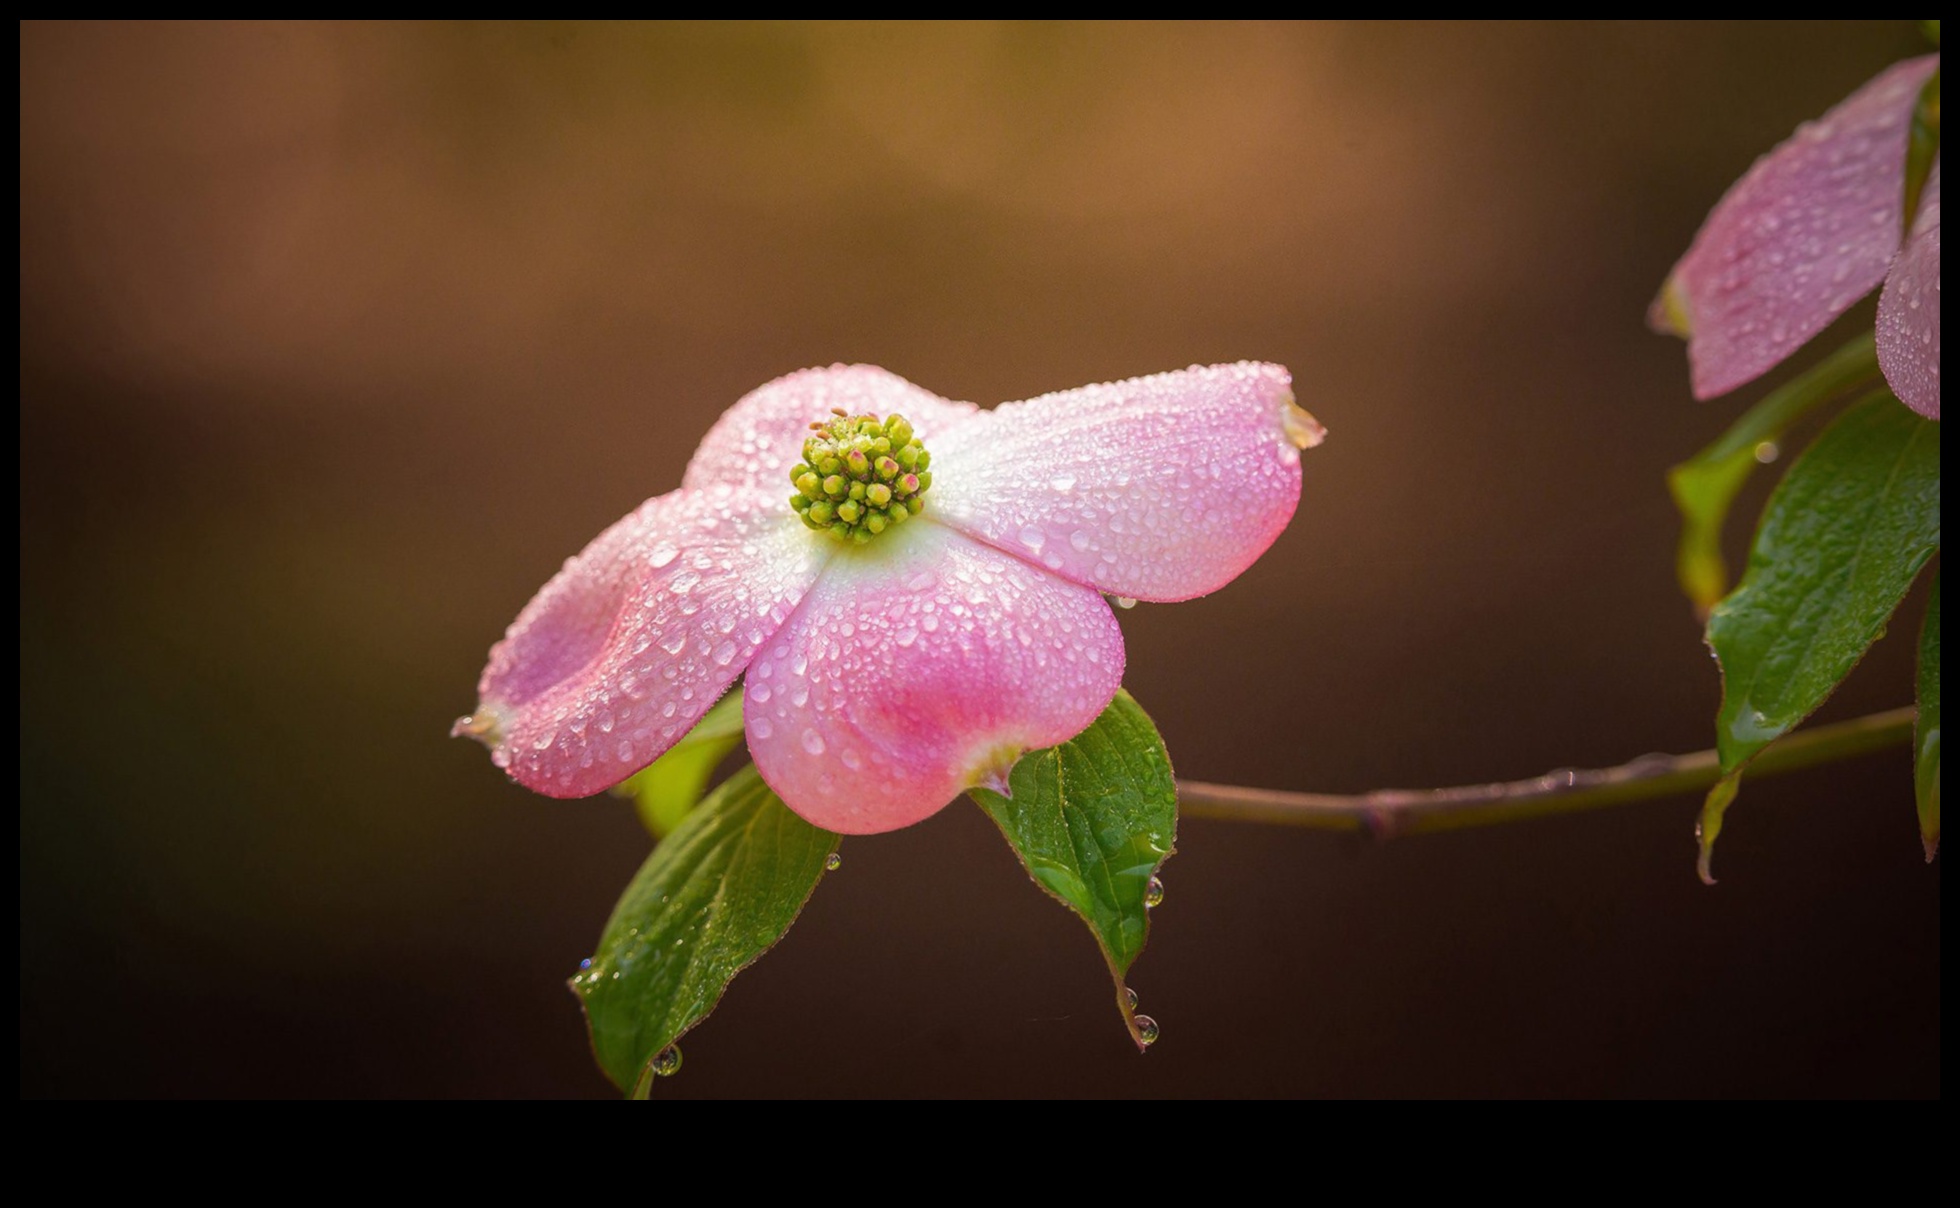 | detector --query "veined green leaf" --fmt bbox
[576,764,838,1094]
[613,688,747,838]
[973,690,1176,1050]
[1698,392,1941,880]
[1668,332,1879,615]
[1917,570,1941,862]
